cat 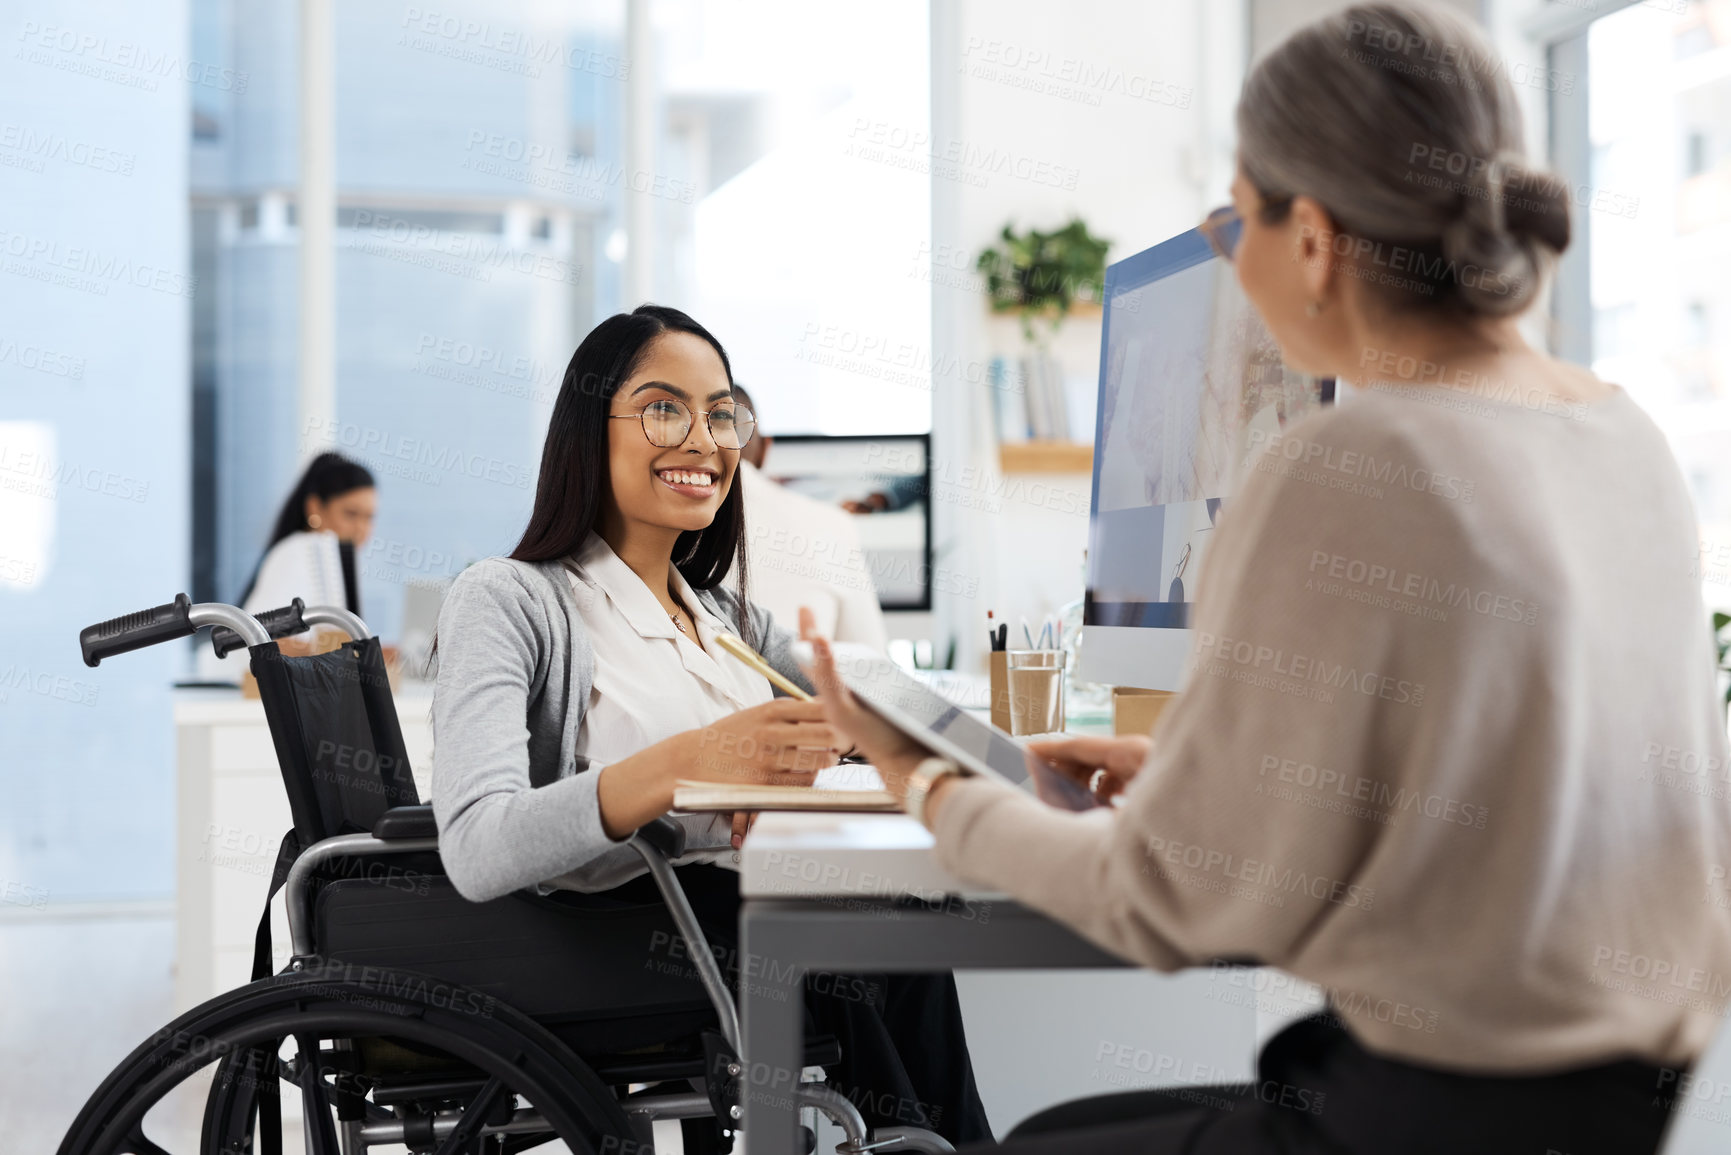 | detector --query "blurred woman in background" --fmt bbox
[236,452,377,659]
[239,451,375,620]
